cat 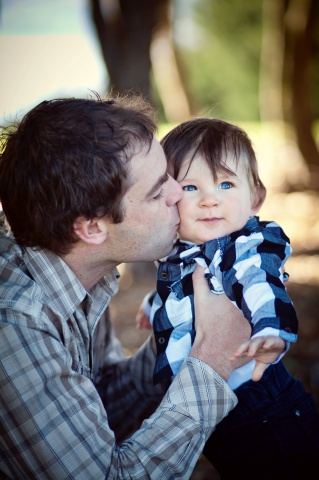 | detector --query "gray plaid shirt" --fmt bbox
[0,225,237,479]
